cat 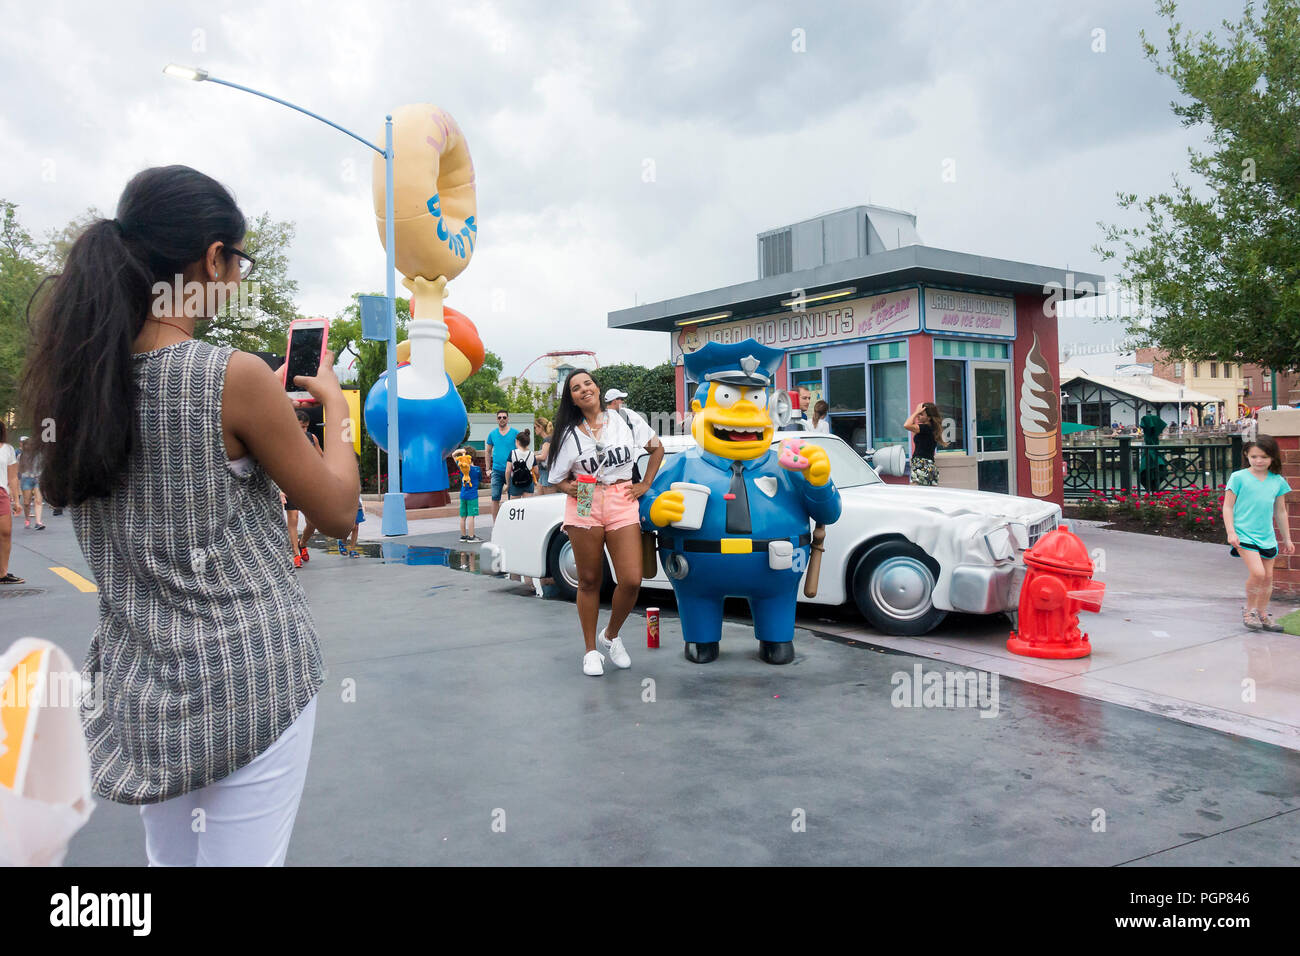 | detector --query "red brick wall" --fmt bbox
[1135,347,1179,381]
[1240,363,1300,409]
[1275,437,1300,594]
